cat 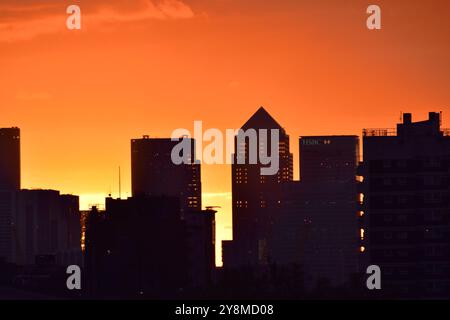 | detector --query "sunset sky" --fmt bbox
[1,0,449,265]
